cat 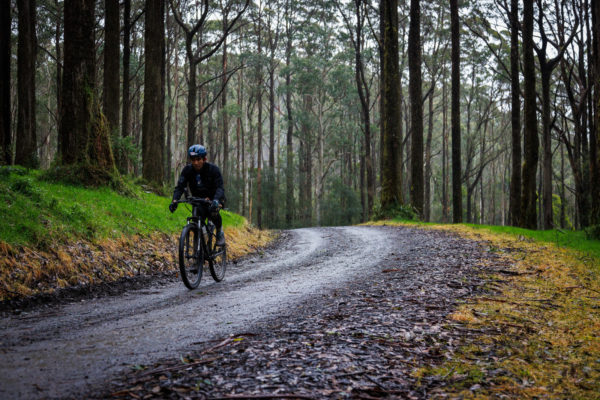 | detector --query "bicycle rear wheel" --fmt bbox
[209,244,227,282]
[179,224,203,289]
